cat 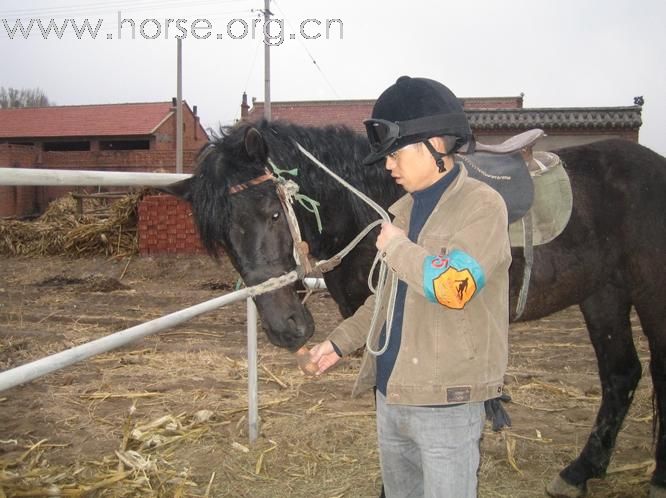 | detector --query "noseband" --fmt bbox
[227,169,313,277]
